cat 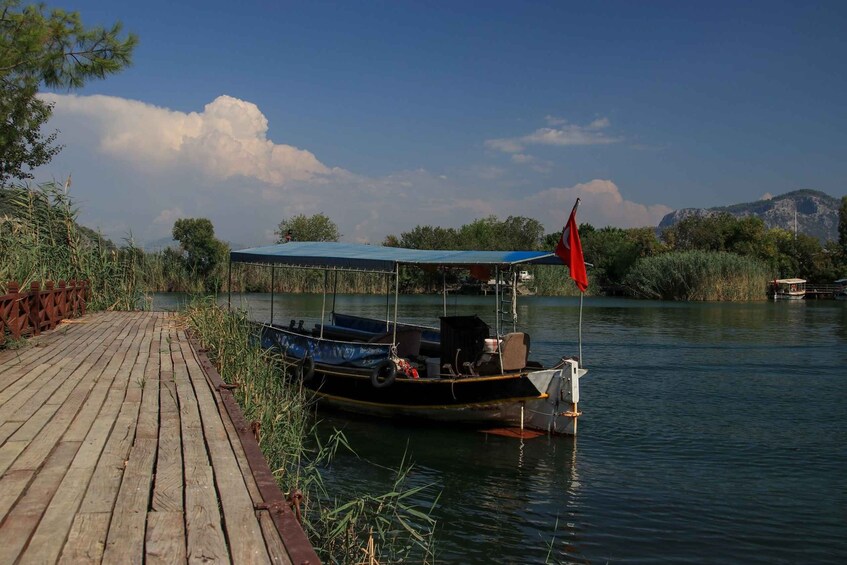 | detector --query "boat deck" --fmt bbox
[0,311,317,564]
